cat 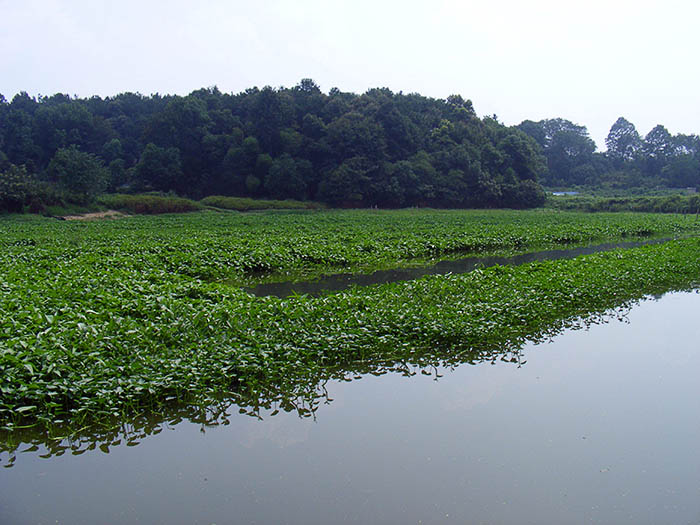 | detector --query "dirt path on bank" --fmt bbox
[60,210,126,220]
